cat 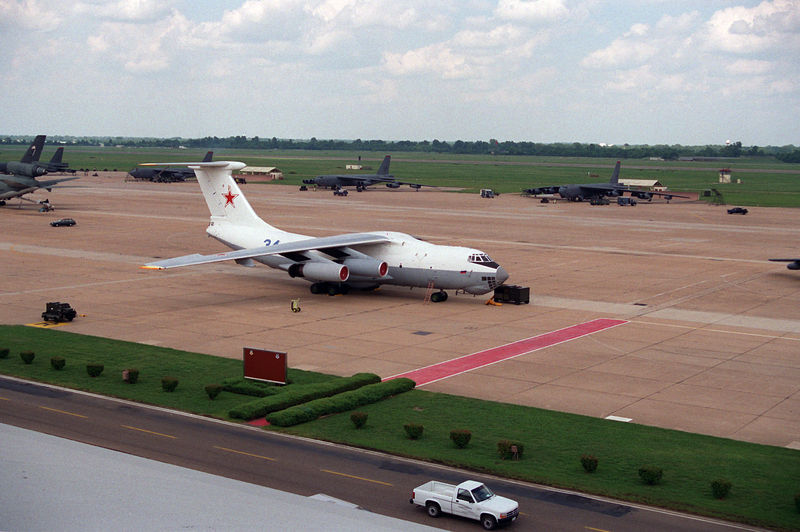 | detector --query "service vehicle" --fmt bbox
[410,480,519,530]
[50,218,76,227]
